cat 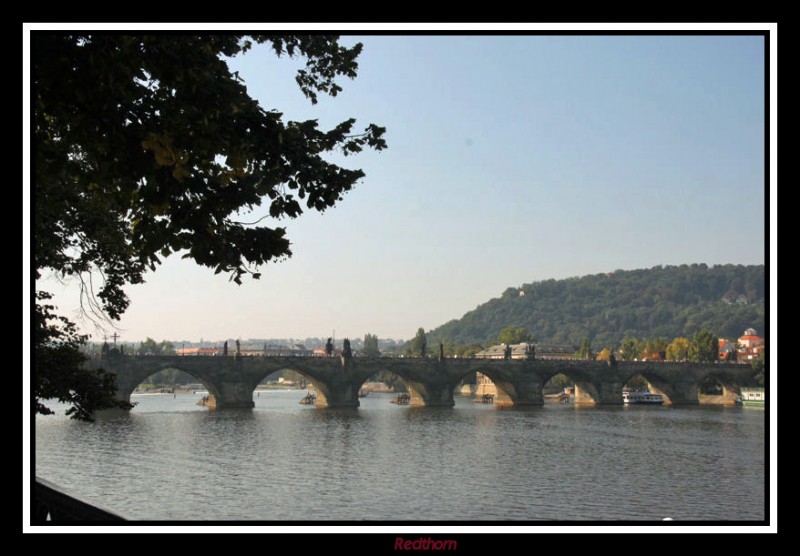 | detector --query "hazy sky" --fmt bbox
[32,28,772,344]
